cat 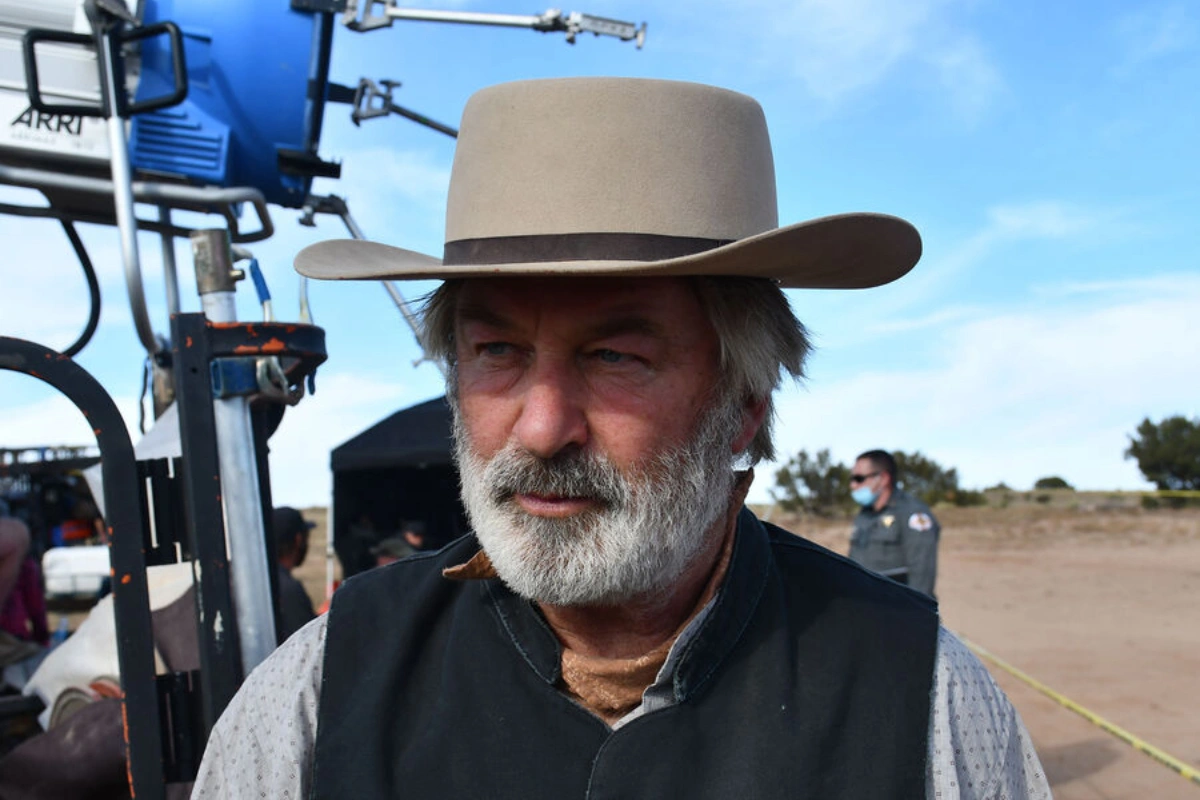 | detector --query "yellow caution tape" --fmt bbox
[961,637,1200,788]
